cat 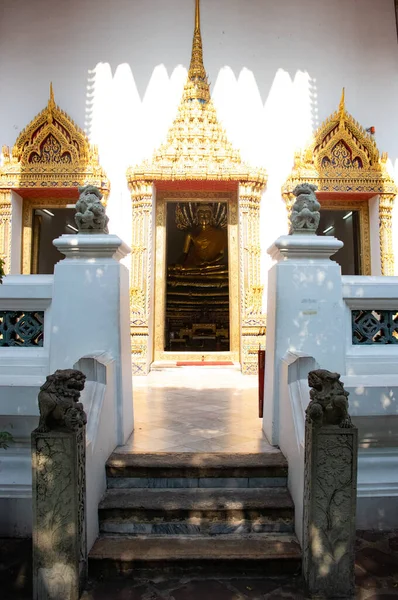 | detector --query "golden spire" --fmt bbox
[49,82,55,108]
[47,82,55,123]
[338,87,345,123]
[127,0,266,186]
[183,0,210,103]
